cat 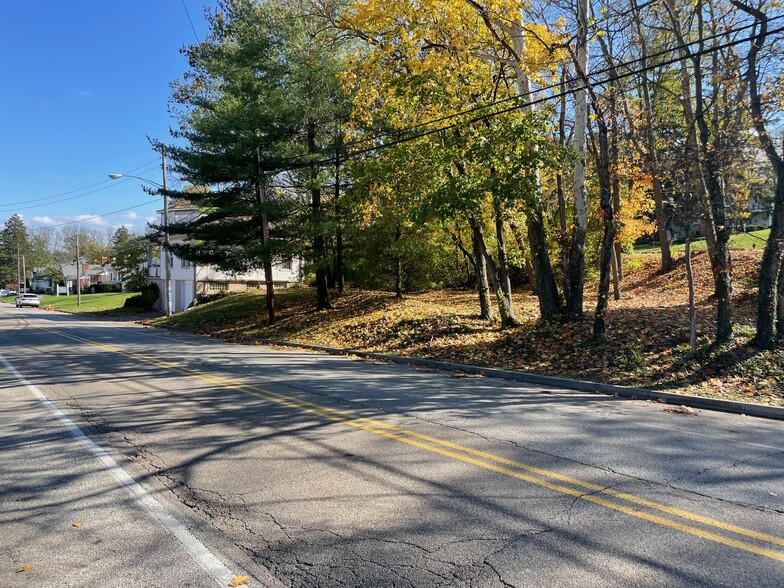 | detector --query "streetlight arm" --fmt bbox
[108,173,164,189]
